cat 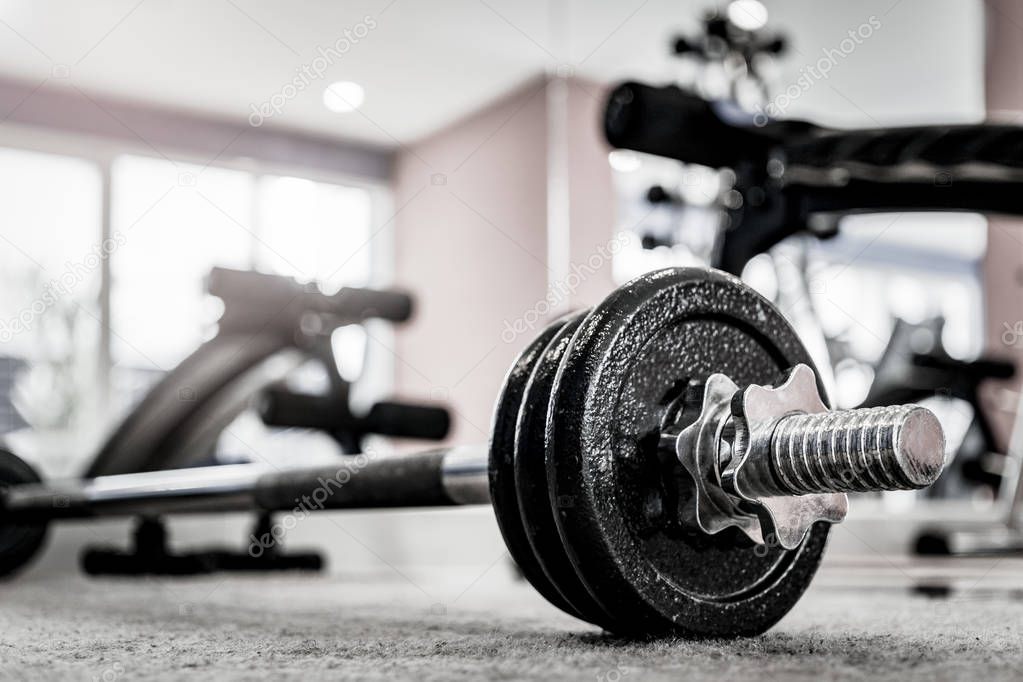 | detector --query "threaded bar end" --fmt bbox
[768,405,945,495]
